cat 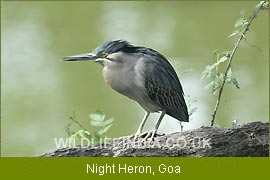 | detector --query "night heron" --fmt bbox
[63,40,189,140]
